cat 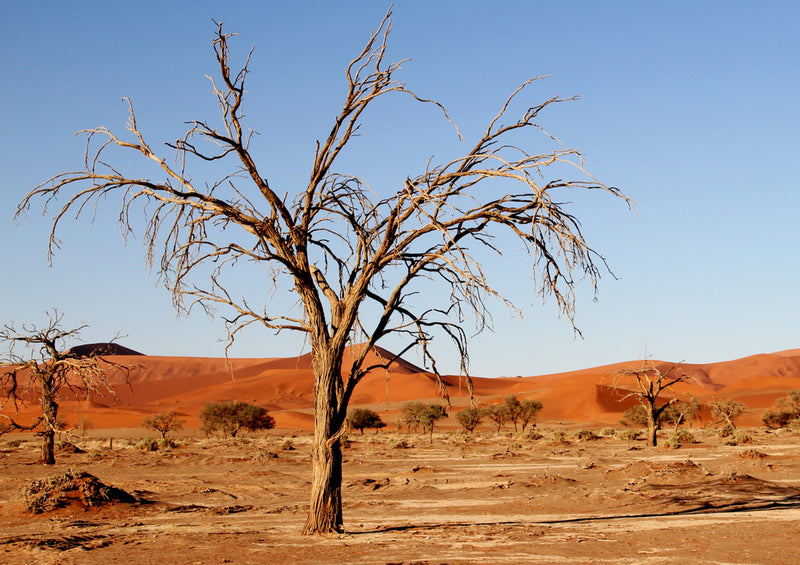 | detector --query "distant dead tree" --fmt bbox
[0,310,128,464]
[614,361,694,447]
[17,10,629,533]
